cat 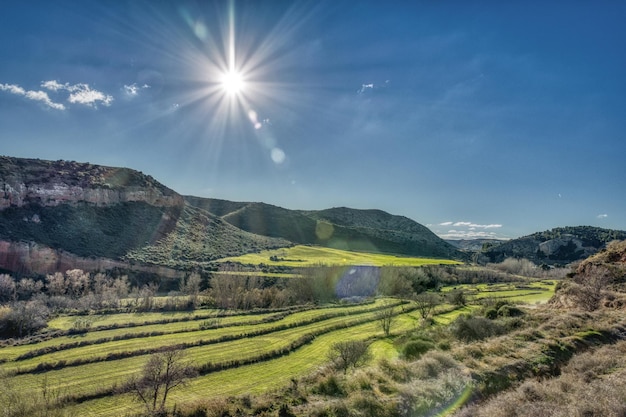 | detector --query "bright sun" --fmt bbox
[220,70,245,95]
